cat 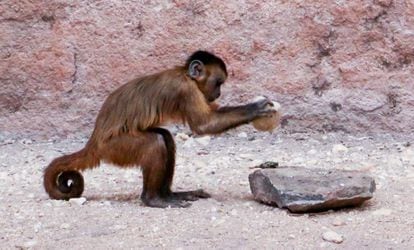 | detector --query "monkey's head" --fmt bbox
[186,51,228,102]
